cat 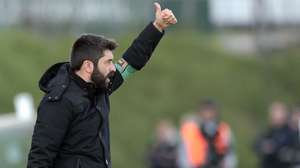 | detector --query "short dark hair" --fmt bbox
[198,99,219,112]
[70,34,118,70]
